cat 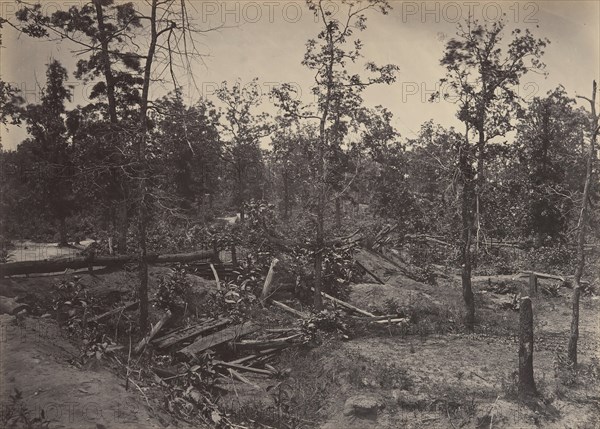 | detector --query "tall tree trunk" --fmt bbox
[460,137,476,331]
[312,10,335,310]
[283,169,290,219]
[93,0,118,124]
[135,0,159,331]
[335,197,342,229]
[117,200,128,254]
[314,197,324,309]
[58,217,68,247]
[138,191,149,330]
[474,127,485,258]
[94,0,127,254]
[569,80,598,364]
